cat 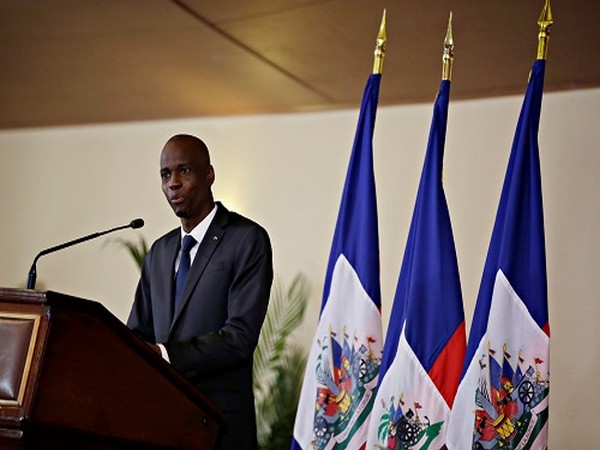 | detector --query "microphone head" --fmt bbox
[130,218,145,229]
